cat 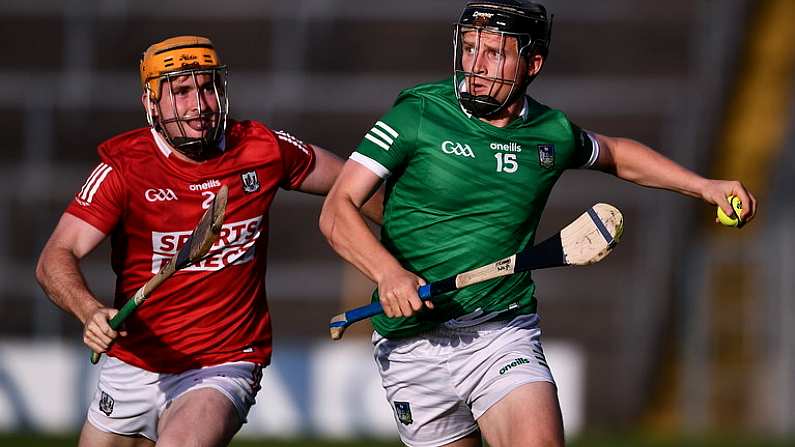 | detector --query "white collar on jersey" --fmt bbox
[150,128,227,159]
[519,96,530,121]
